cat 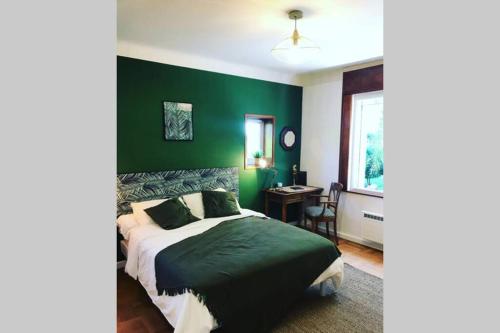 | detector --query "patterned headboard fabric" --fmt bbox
[116,167,239,217]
